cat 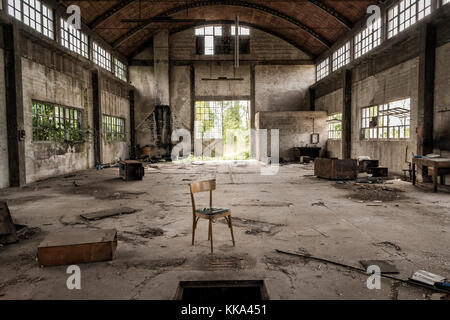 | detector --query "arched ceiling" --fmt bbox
[60,0,379,58]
